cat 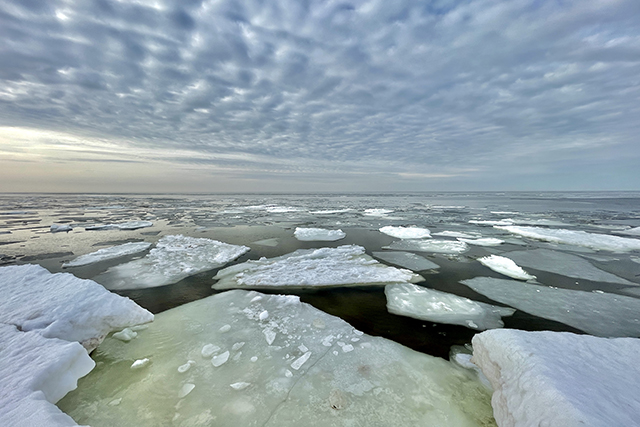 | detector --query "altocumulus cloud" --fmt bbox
[0,0,639,192]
